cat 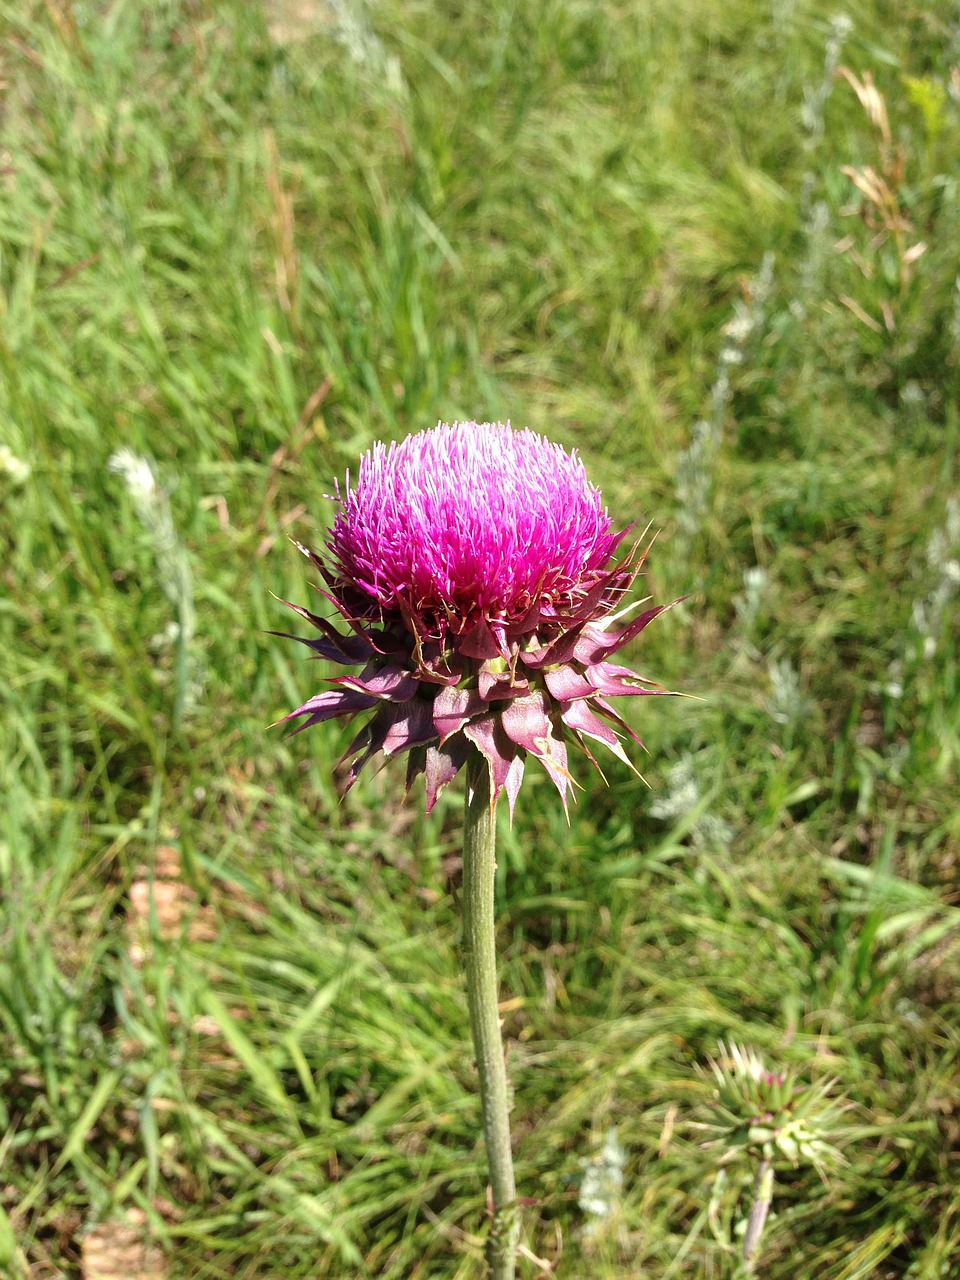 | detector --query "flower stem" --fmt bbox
[741,1157,774,1272]
[462,752,519,1278]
